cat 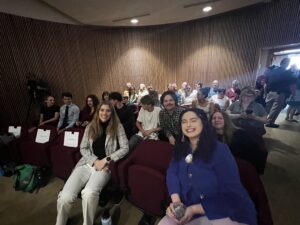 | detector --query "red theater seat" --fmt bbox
[118,140,173,217]
[236,158,273,225]
[50,127,84,180]
[19,125,57,167]
[6,125,28,163]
